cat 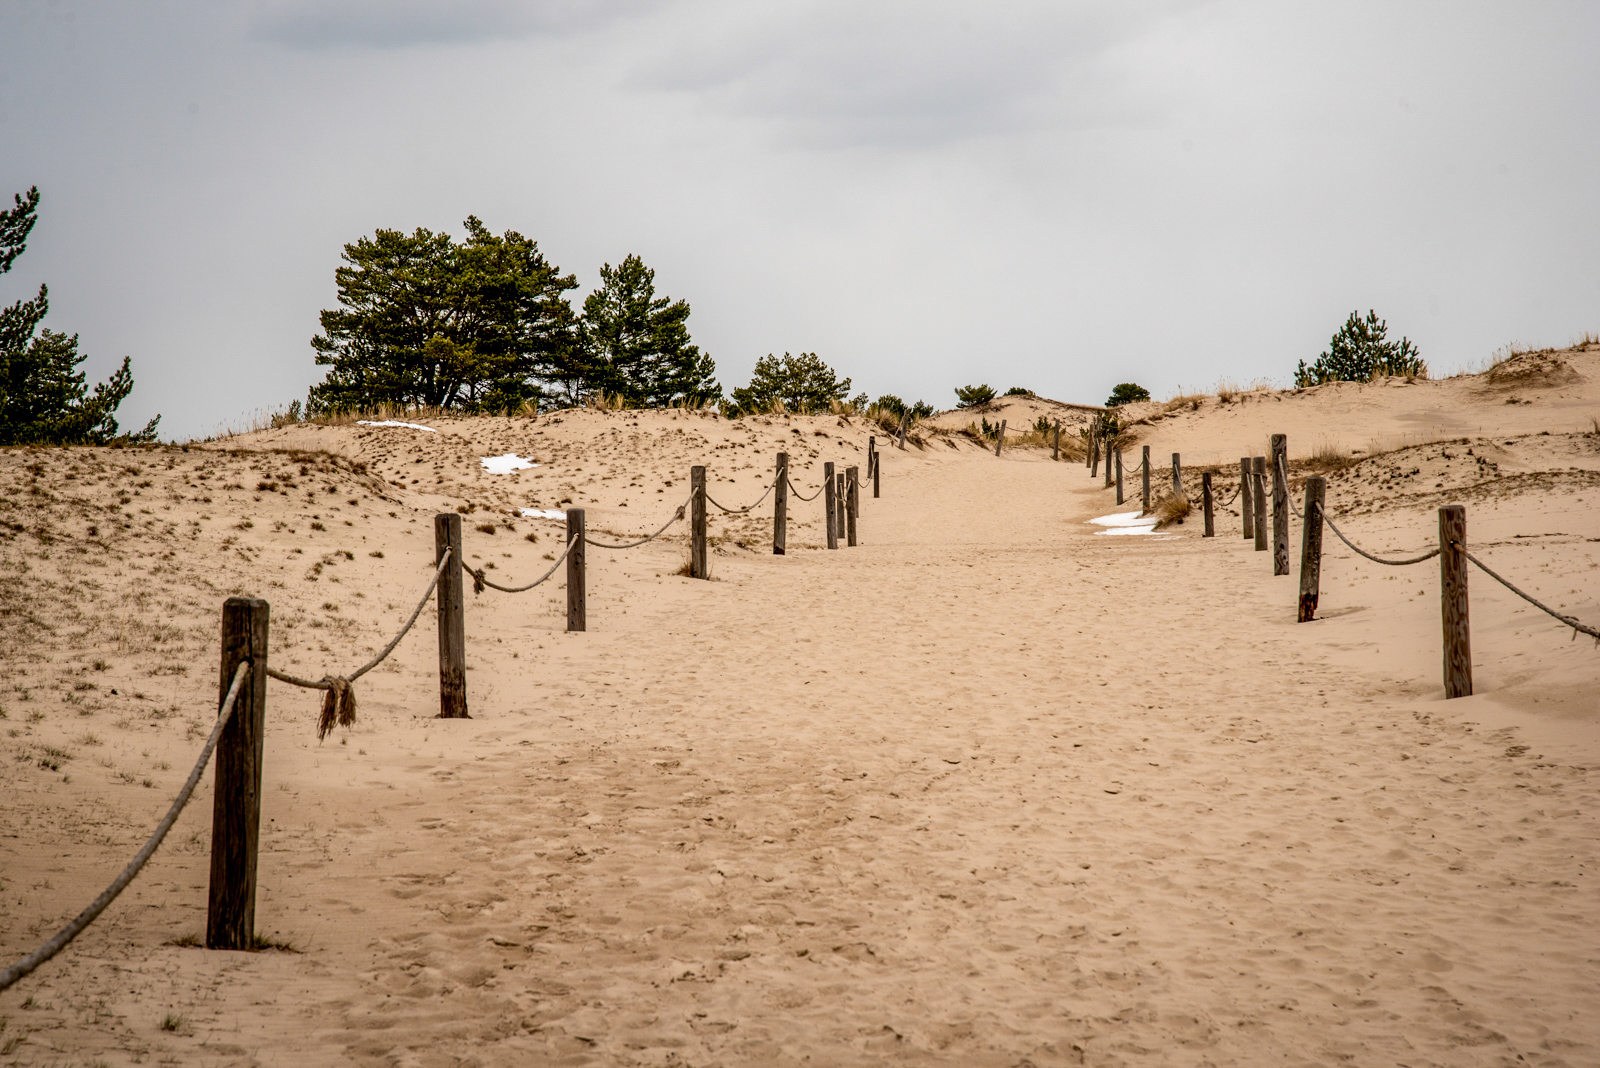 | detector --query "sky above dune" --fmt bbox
[3,0,1597,440]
